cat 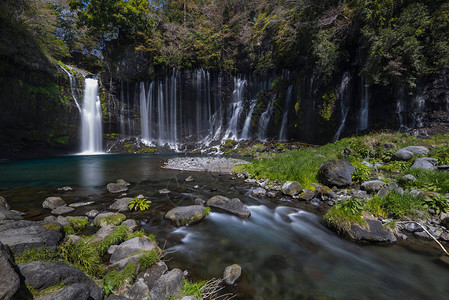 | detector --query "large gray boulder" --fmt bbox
[0,209,24,221]
[43,197,66,209]
[0,196,10,210]
[317,160,355,187]
[0,242,20,300]
[165,205,208,226]
[17,261,103,300]
[110,237,159,264]
[391,149,414,161]
[93,212,125,226]
[281,181,302,196]
[109,197,134,212]
[348,219,397,243]
[150,269,184,300]
[0,220,64,254]
[411,157,438,170]
[361,180,387,193]
[206,196,250,218]
[401,146,429,156]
